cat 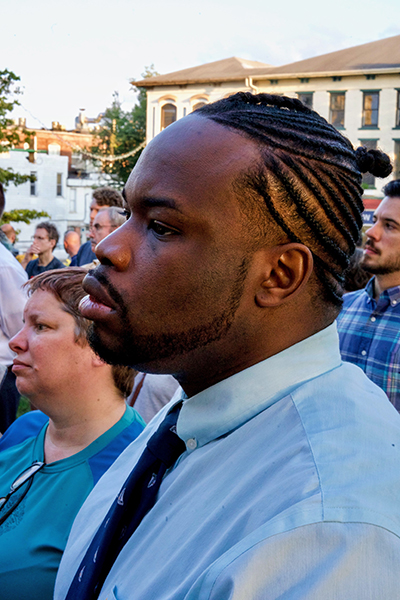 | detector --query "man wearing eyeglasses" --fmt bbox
[21,222,64,278]
[75,187,124,266]
[89,208,126,253]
